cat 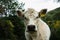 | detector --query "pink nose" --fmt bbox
[27,25,35,31]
